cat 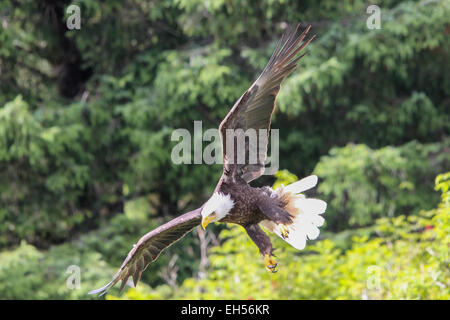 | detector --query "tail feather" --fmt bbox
[262,175,327,250]
[284,175,318,194]
[294,198,327,216]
